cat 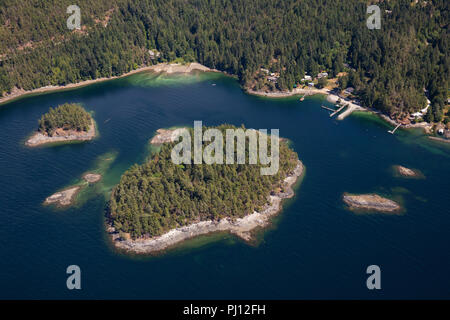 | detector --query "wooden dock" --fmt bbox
[388,124,401,134]
[330,104,346,118]
[321,105,335,112]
